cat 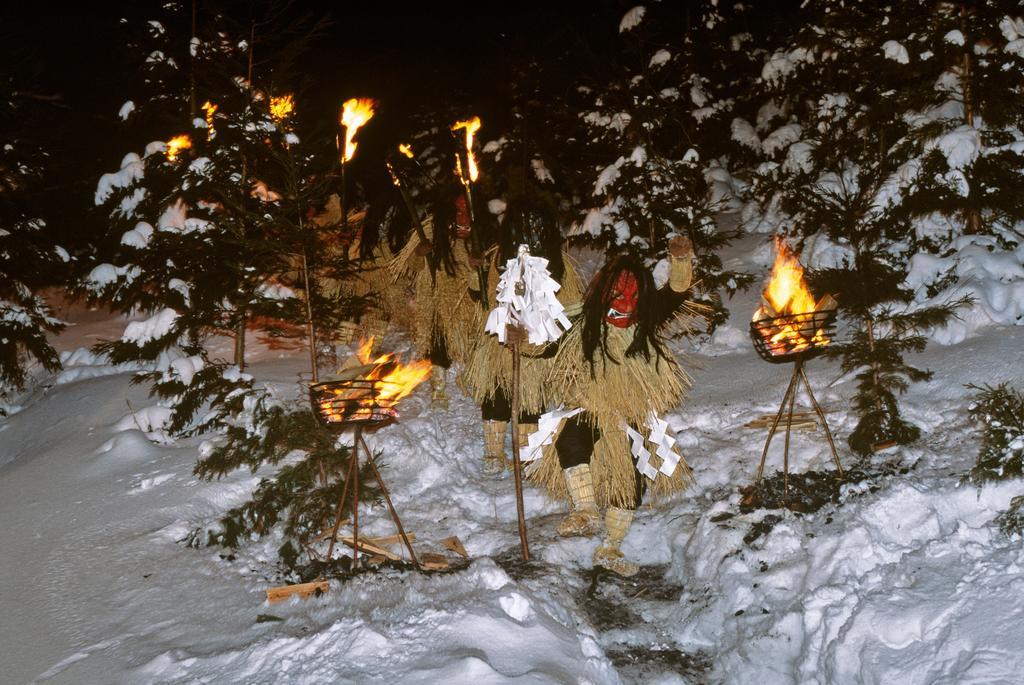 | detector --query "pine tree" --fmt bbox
[575,2,755,329]
[0,87,67,414]
[745,0,971,455]
[965,383,1024,485]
